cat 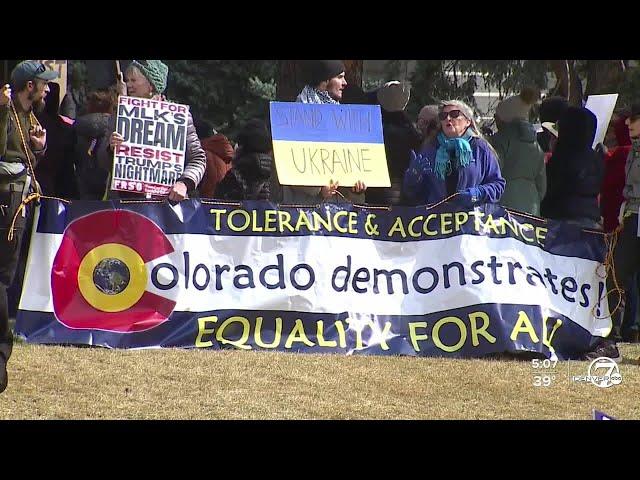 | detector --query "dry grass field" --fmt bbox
[1,342,639,420]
